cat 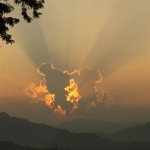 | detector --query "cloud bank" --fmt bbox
[24,63,112,117]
